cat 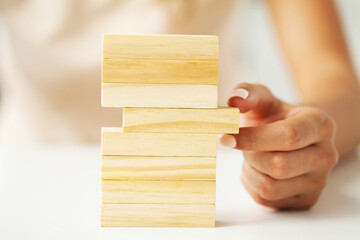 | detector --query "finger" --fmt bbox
[217,134,237,149]
[243,145,338,179]
[233,109,327,151]
[227,83,283,116]
[241,176,321,210]
[242,162,327,201]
